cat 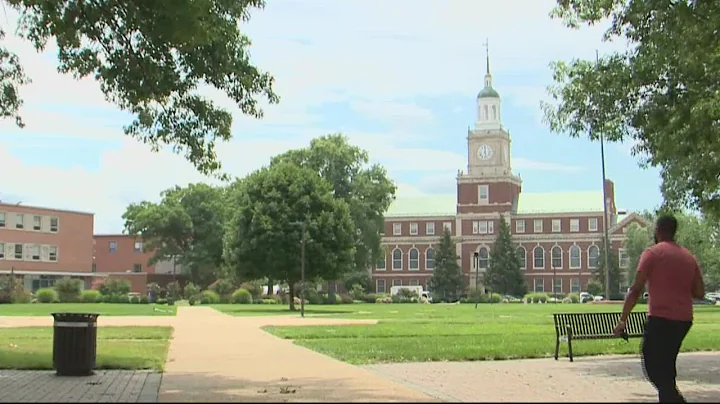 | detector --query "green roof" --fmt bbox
[477,86,500,99]
[385,191,606,217]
